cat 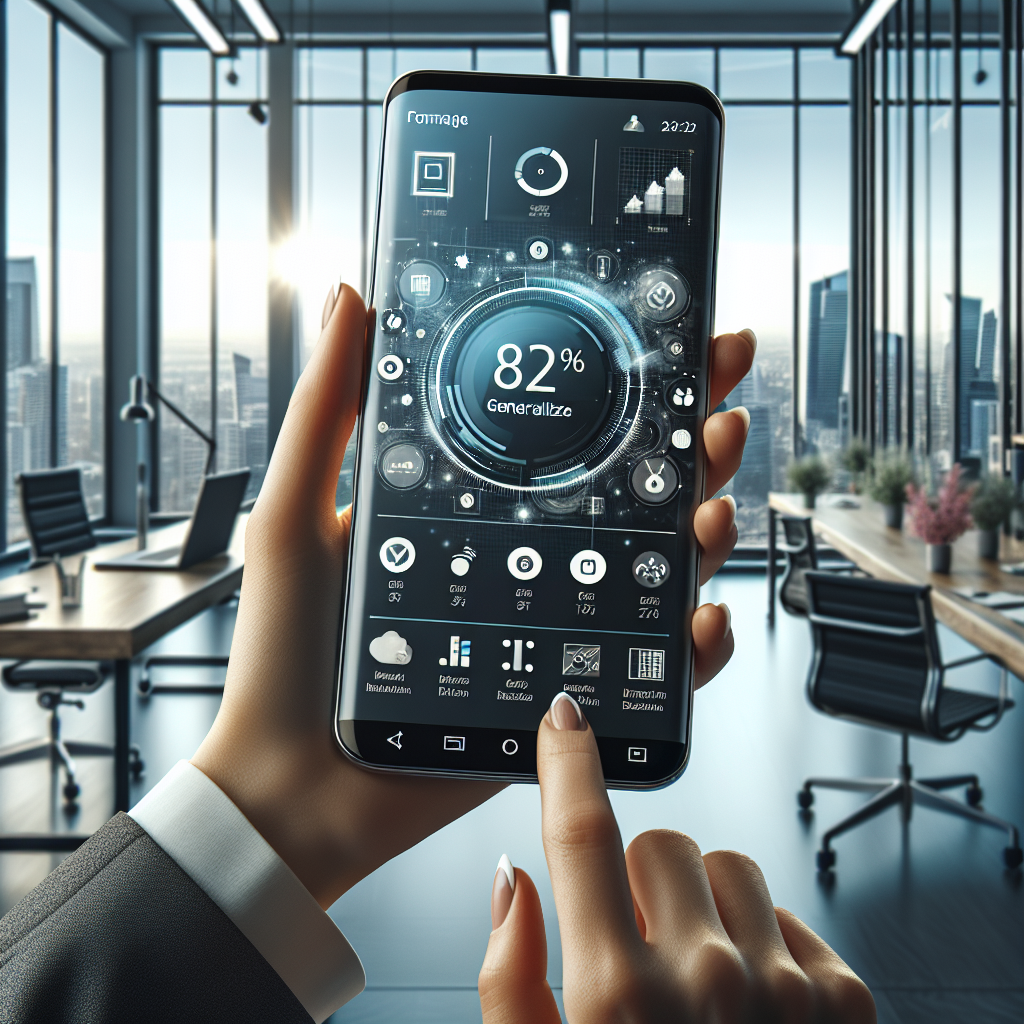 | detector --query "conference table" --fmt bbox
[0,515,246,851]
[767,493,1024,680]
